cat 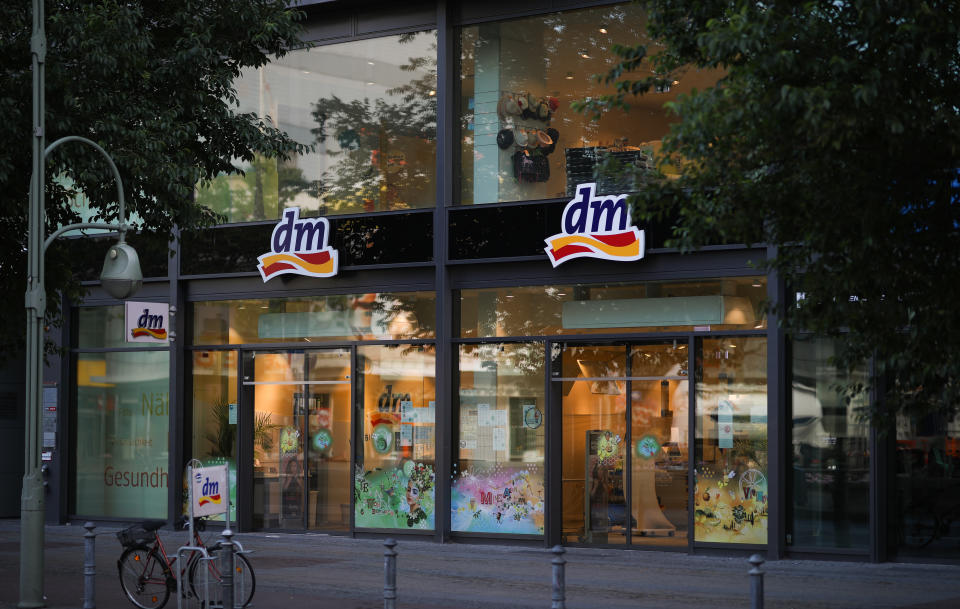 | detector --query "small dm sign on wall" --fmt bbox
[125,301,169,343]
[258,207,339,281]
[545,183,645,267]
